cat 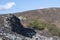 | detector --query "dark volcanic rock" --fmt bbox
[20,28,36,38]
[4,14,36,38]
